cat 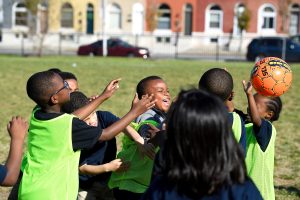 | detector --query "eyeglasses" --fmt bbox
[50,81,70,98]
